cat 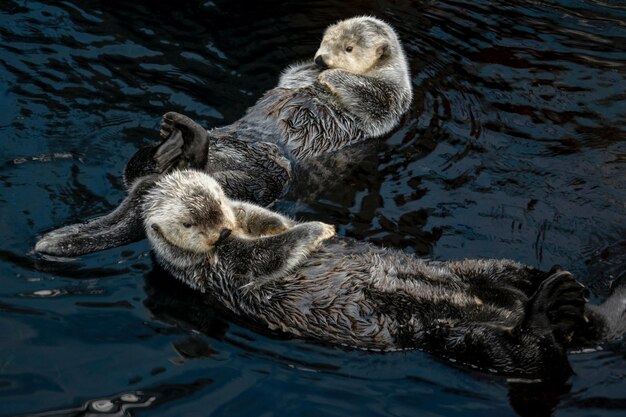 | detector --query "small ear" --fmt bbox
[377,42,389,59]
